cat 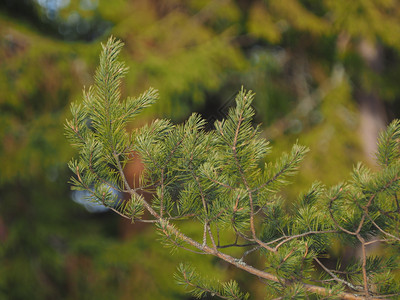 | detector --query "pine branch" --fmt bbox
[176,263,250,300]
[66,36,400,300]
[376,119,400,167]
